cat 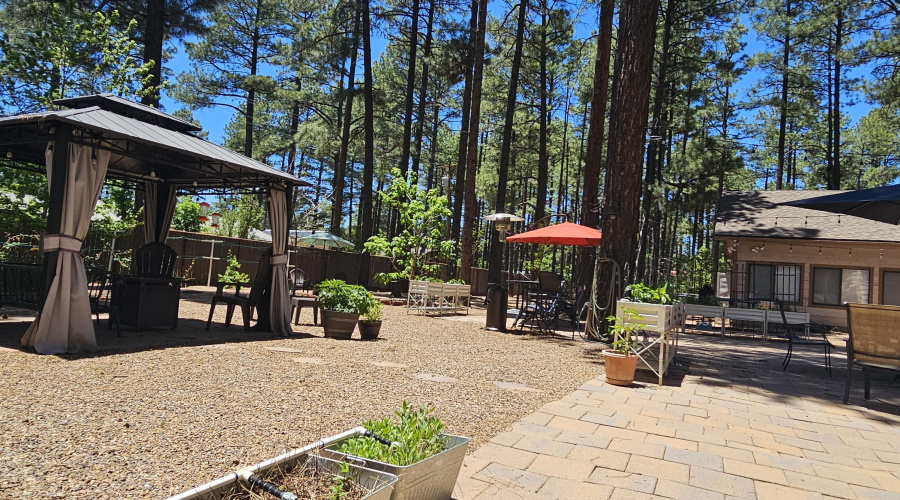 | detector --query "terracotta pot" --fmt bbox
[602,350,638,386]
[322,310,359,339]
[358,320,382,340]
